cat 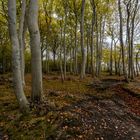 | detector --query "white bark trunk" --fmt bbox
[27,0,43,101]
[19,0,26,86]
[8,0,29,112]
[80,0,86,79]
